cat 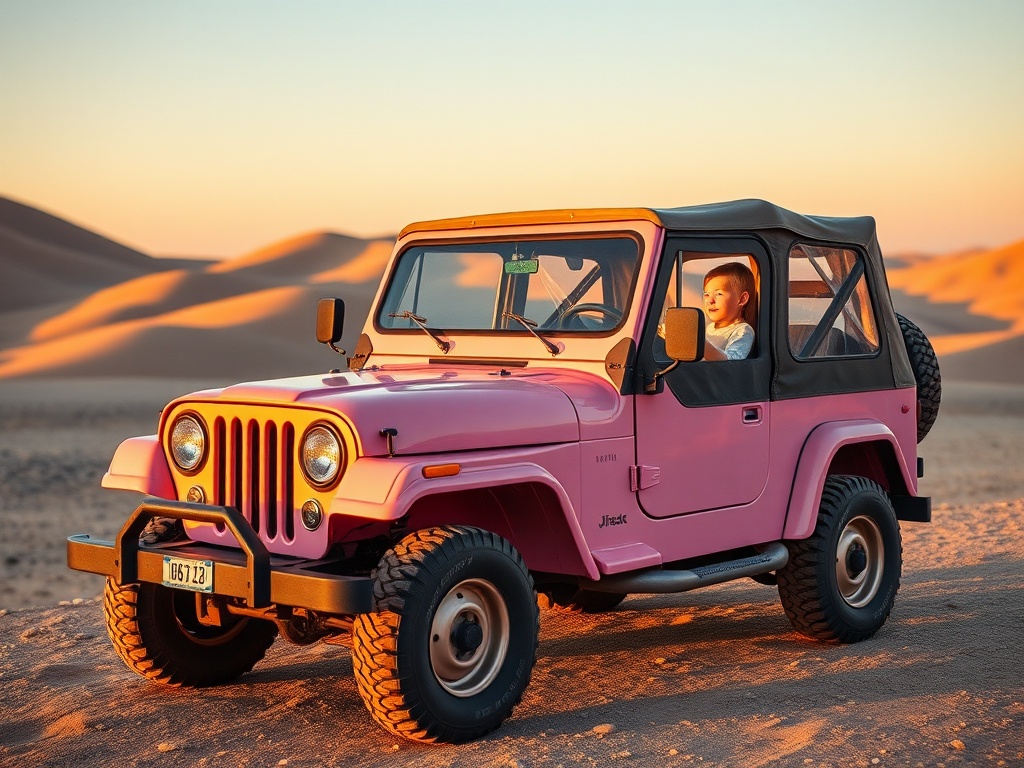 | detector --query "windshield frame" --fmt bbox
[372,231,645,339]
